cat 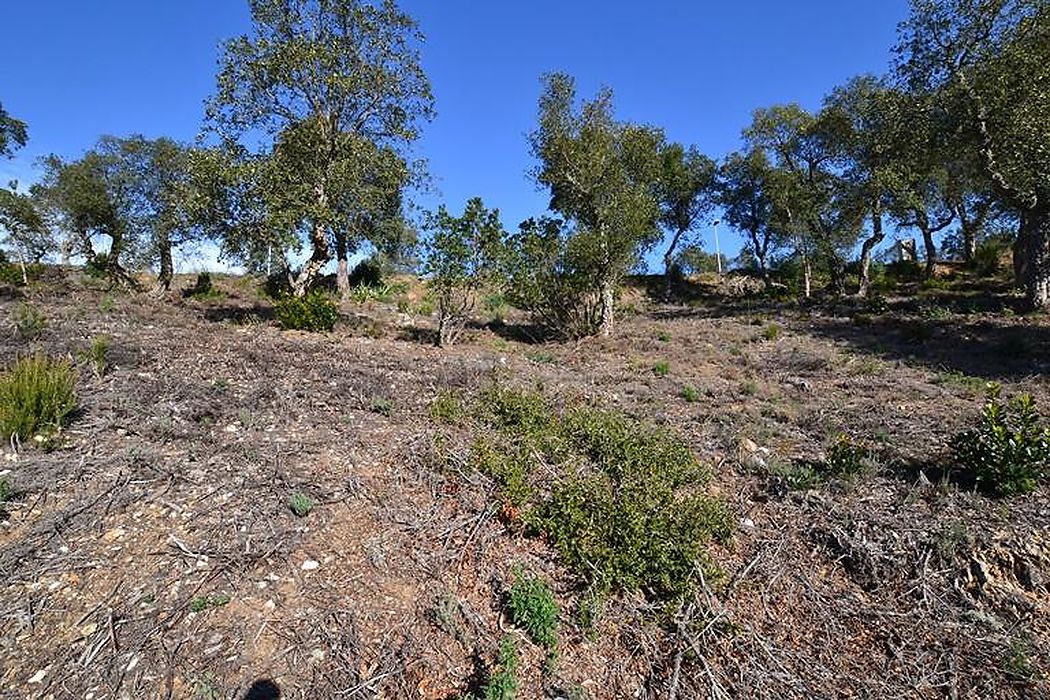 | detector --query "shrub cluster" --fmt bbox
[273,291,340,332]
[951,384,1050,496]
[507,568,558,650]
[453,386,731,602]
[0,354,77,443]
